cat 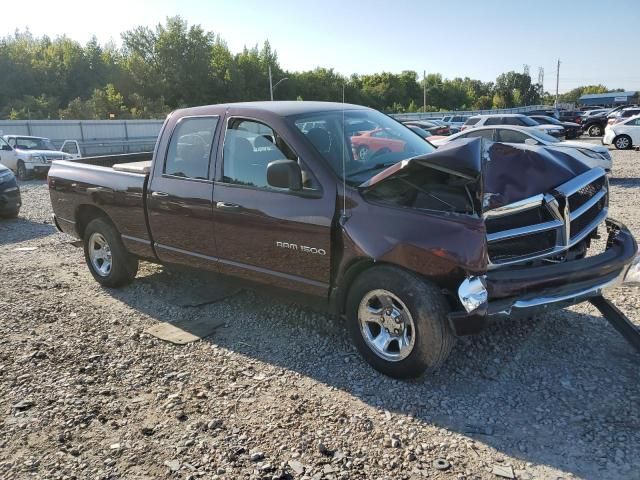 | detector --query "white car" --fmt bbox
[0,135,71,179]
[603,115,640,150]
[462,114,565,138]
[432,125,612,171]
